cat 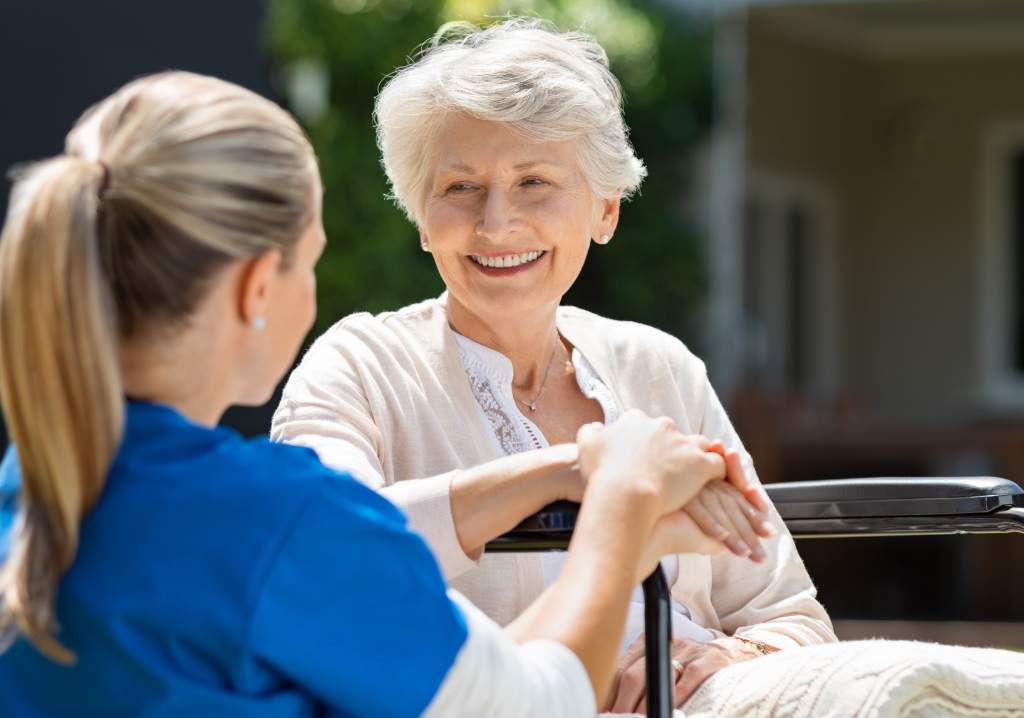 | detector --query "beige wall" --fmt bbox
[746,23,1024,424]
